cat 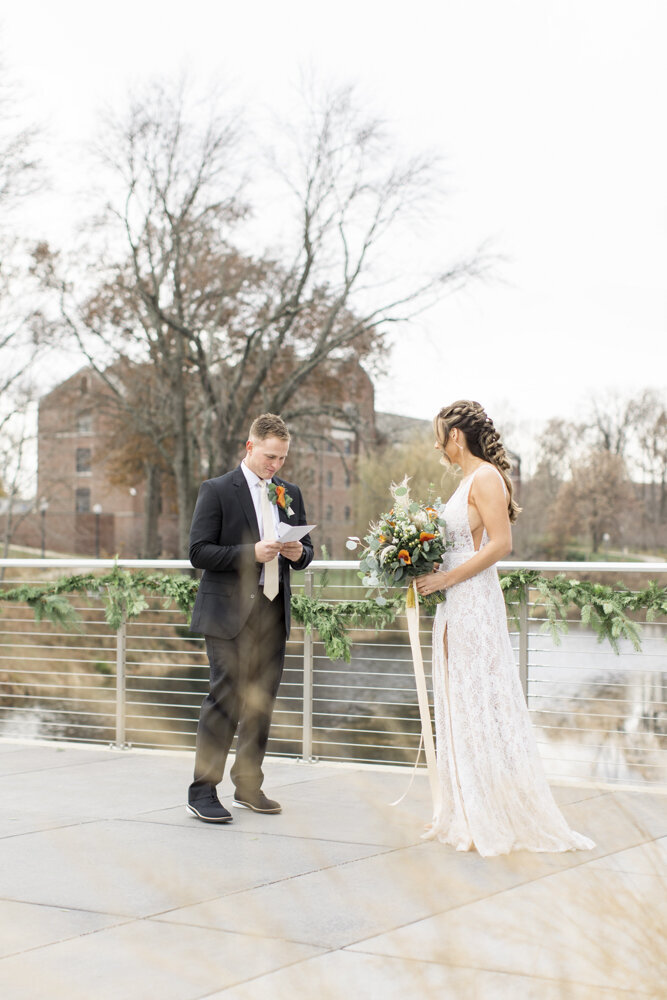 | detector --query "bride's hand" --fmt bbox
[415,570,448,595]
